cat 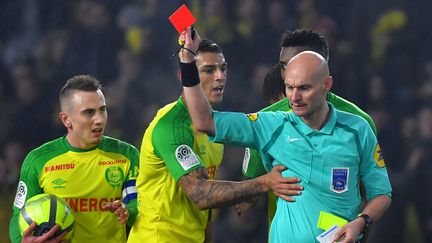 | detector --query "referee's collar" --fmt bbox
[290,102,336,135]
